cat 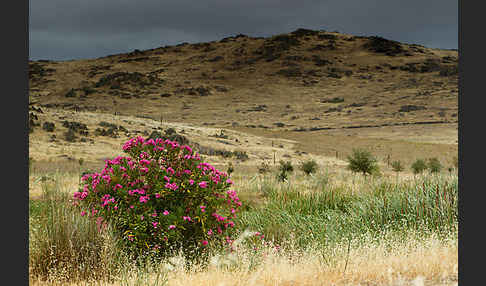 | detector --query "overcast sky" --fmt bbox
[29,0,458,61]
